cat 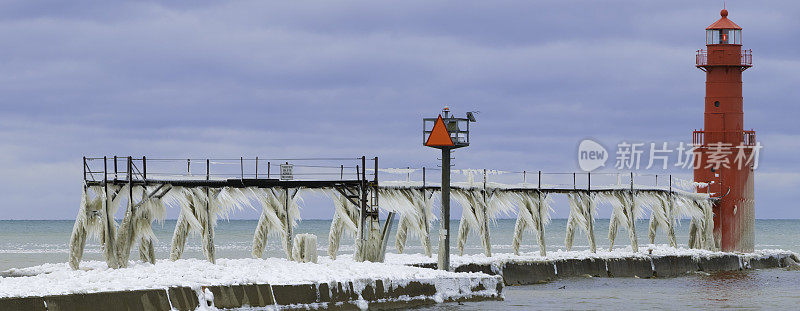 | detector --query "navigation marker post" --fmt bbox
[423,107,475,270]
